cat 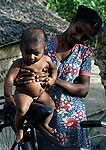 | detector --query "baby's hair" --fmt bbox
[20,28,47,48]
[75,5,102,36]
